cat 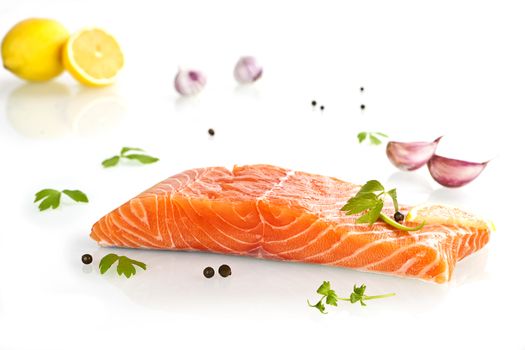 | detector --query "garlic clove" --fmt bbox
[386,136,442,171]
[233,56,262,84]
[427,155,489,188]
[174,69,206,96]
